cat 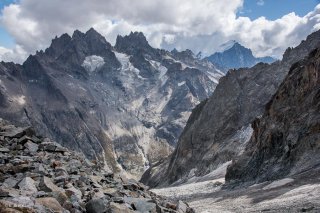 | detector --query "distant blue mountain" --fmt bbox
[205,41,276,72]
